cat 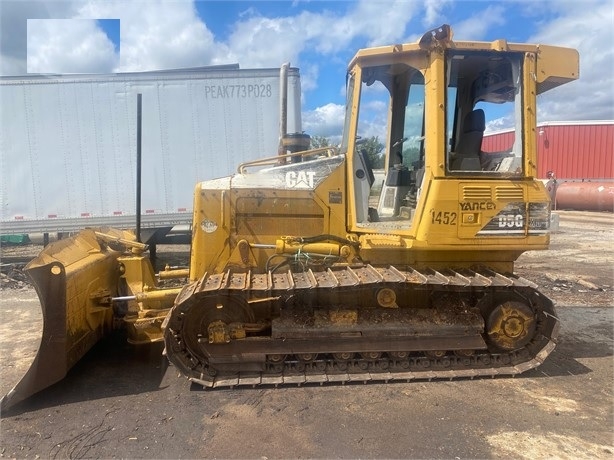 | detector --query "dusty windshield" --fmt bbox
[446,51,524,175]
